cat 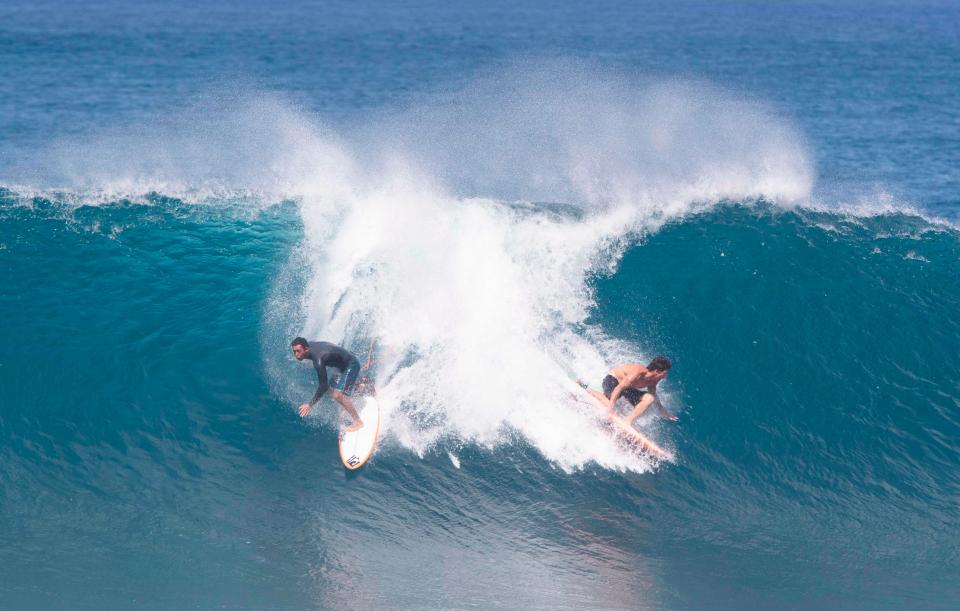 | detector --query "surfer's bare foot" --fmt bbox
[344,419,363,433]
